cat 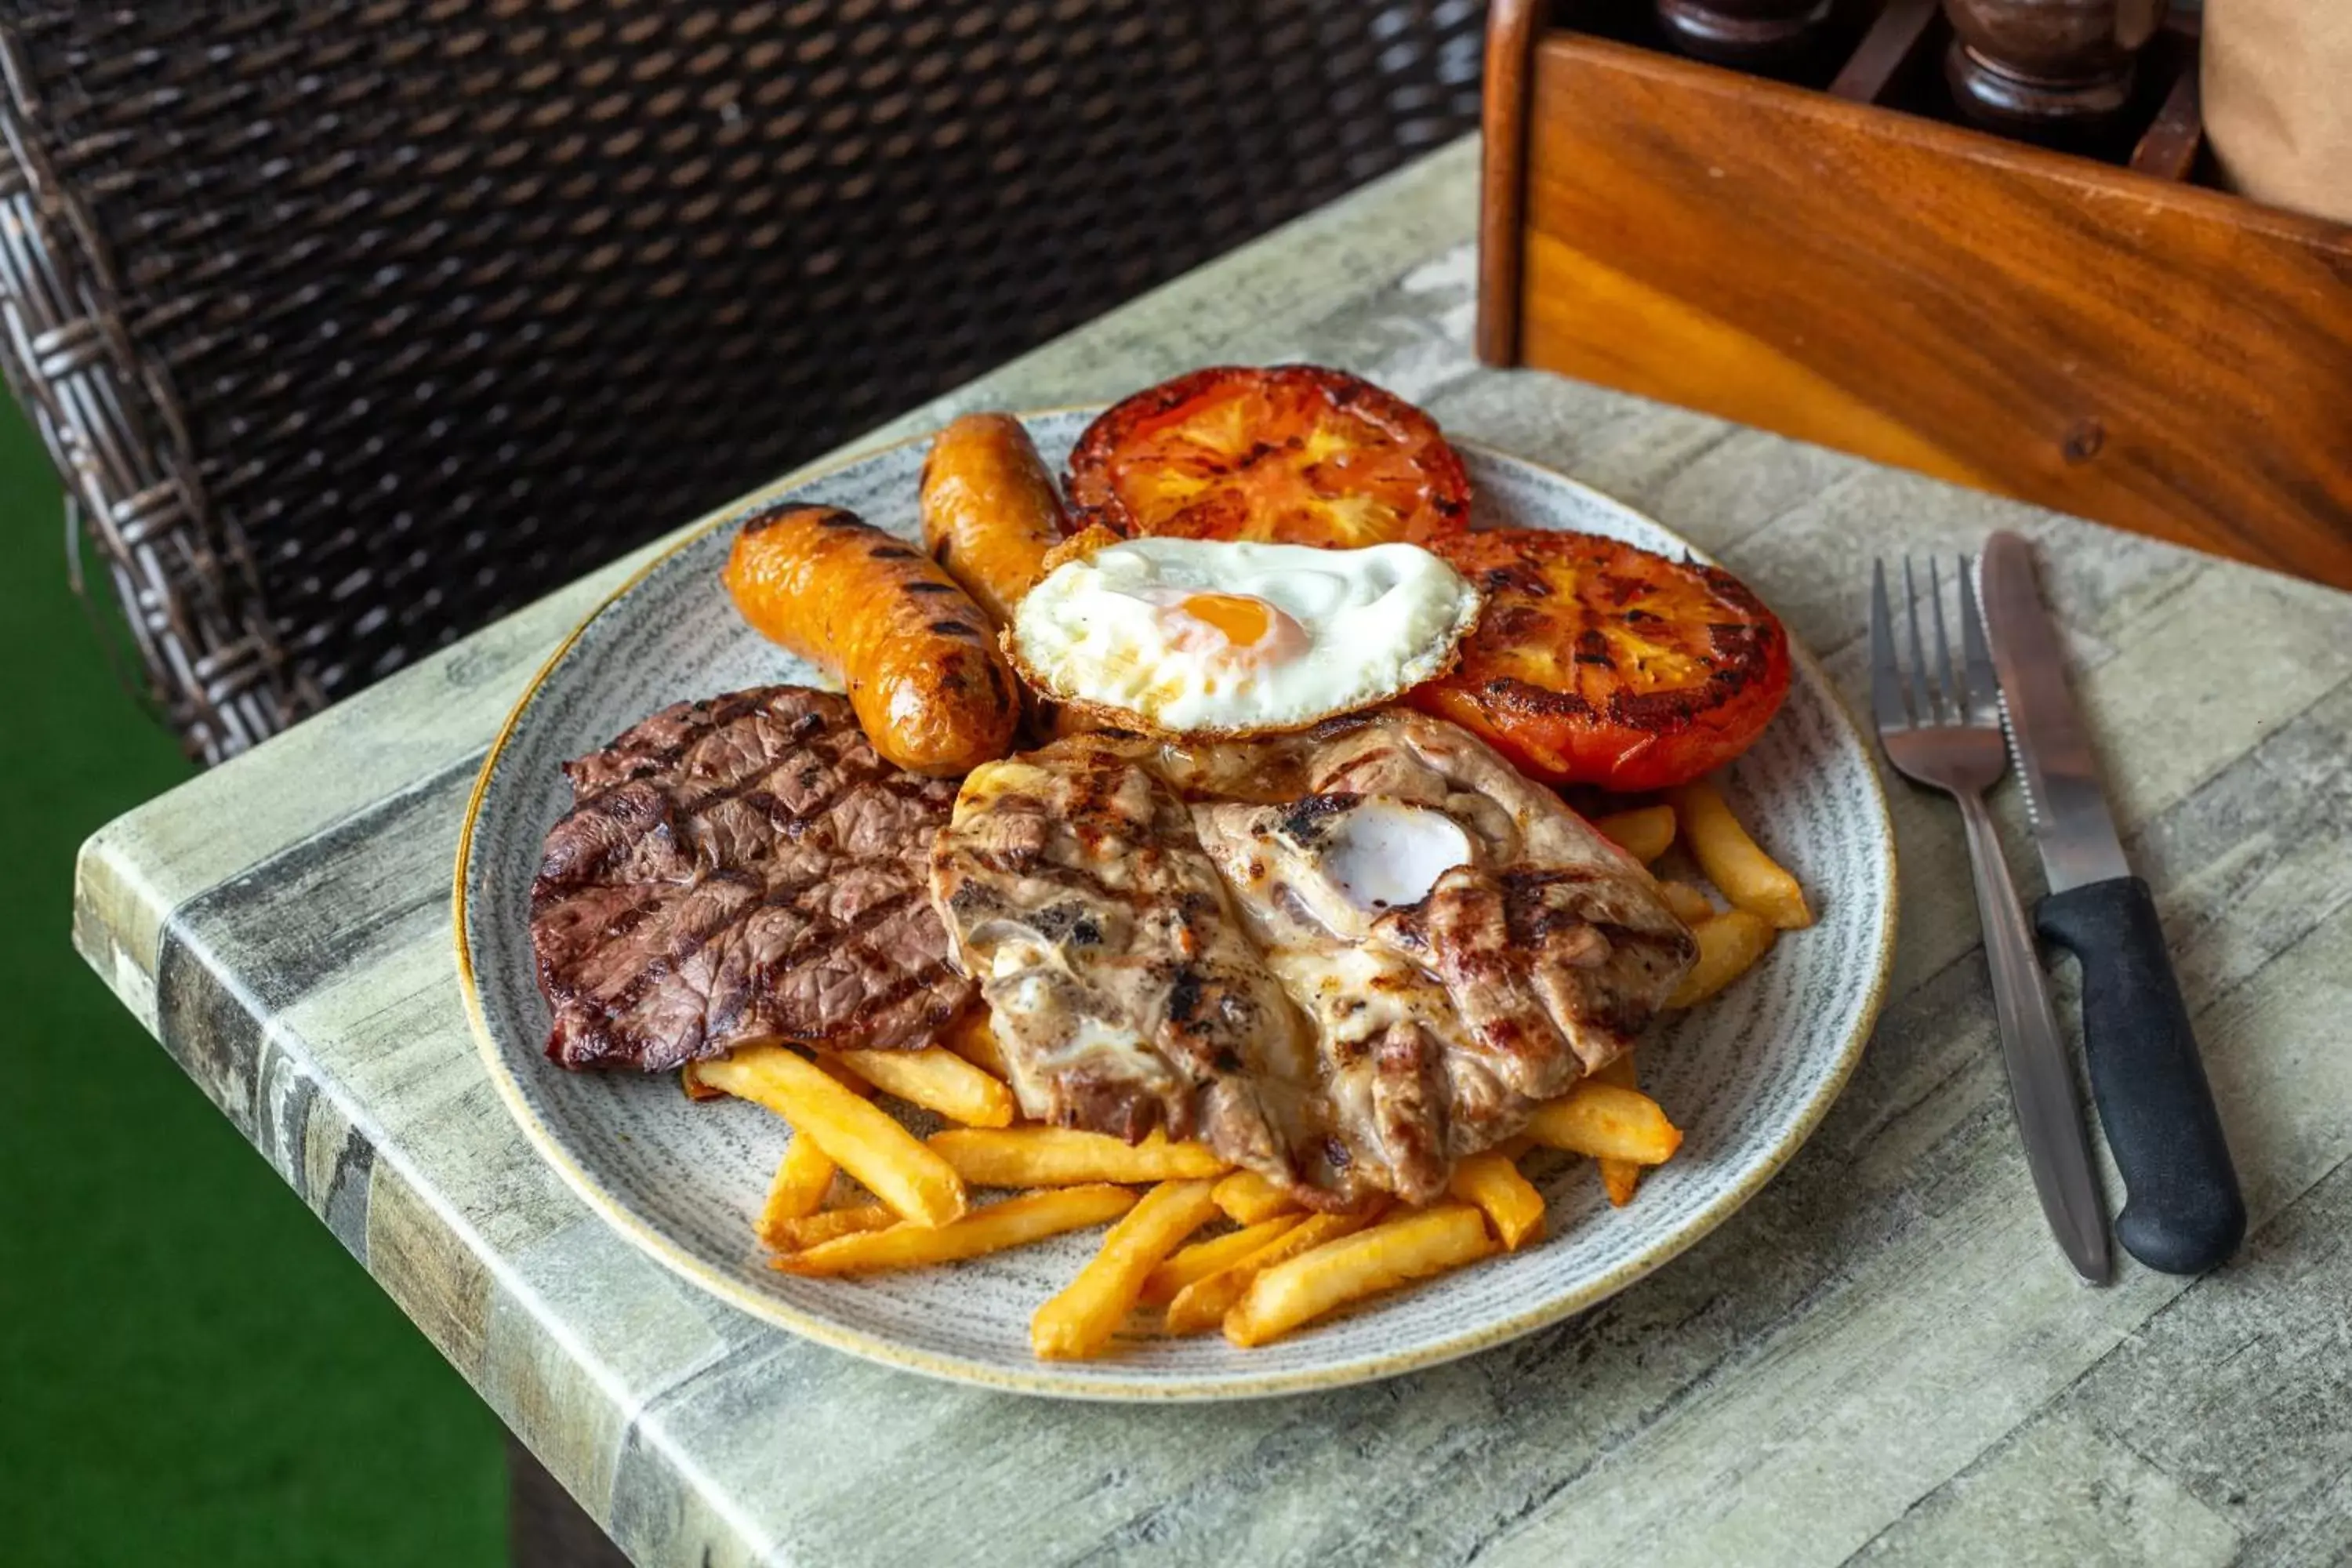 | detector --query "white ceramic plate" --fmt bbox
[456,409,1897,1400]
